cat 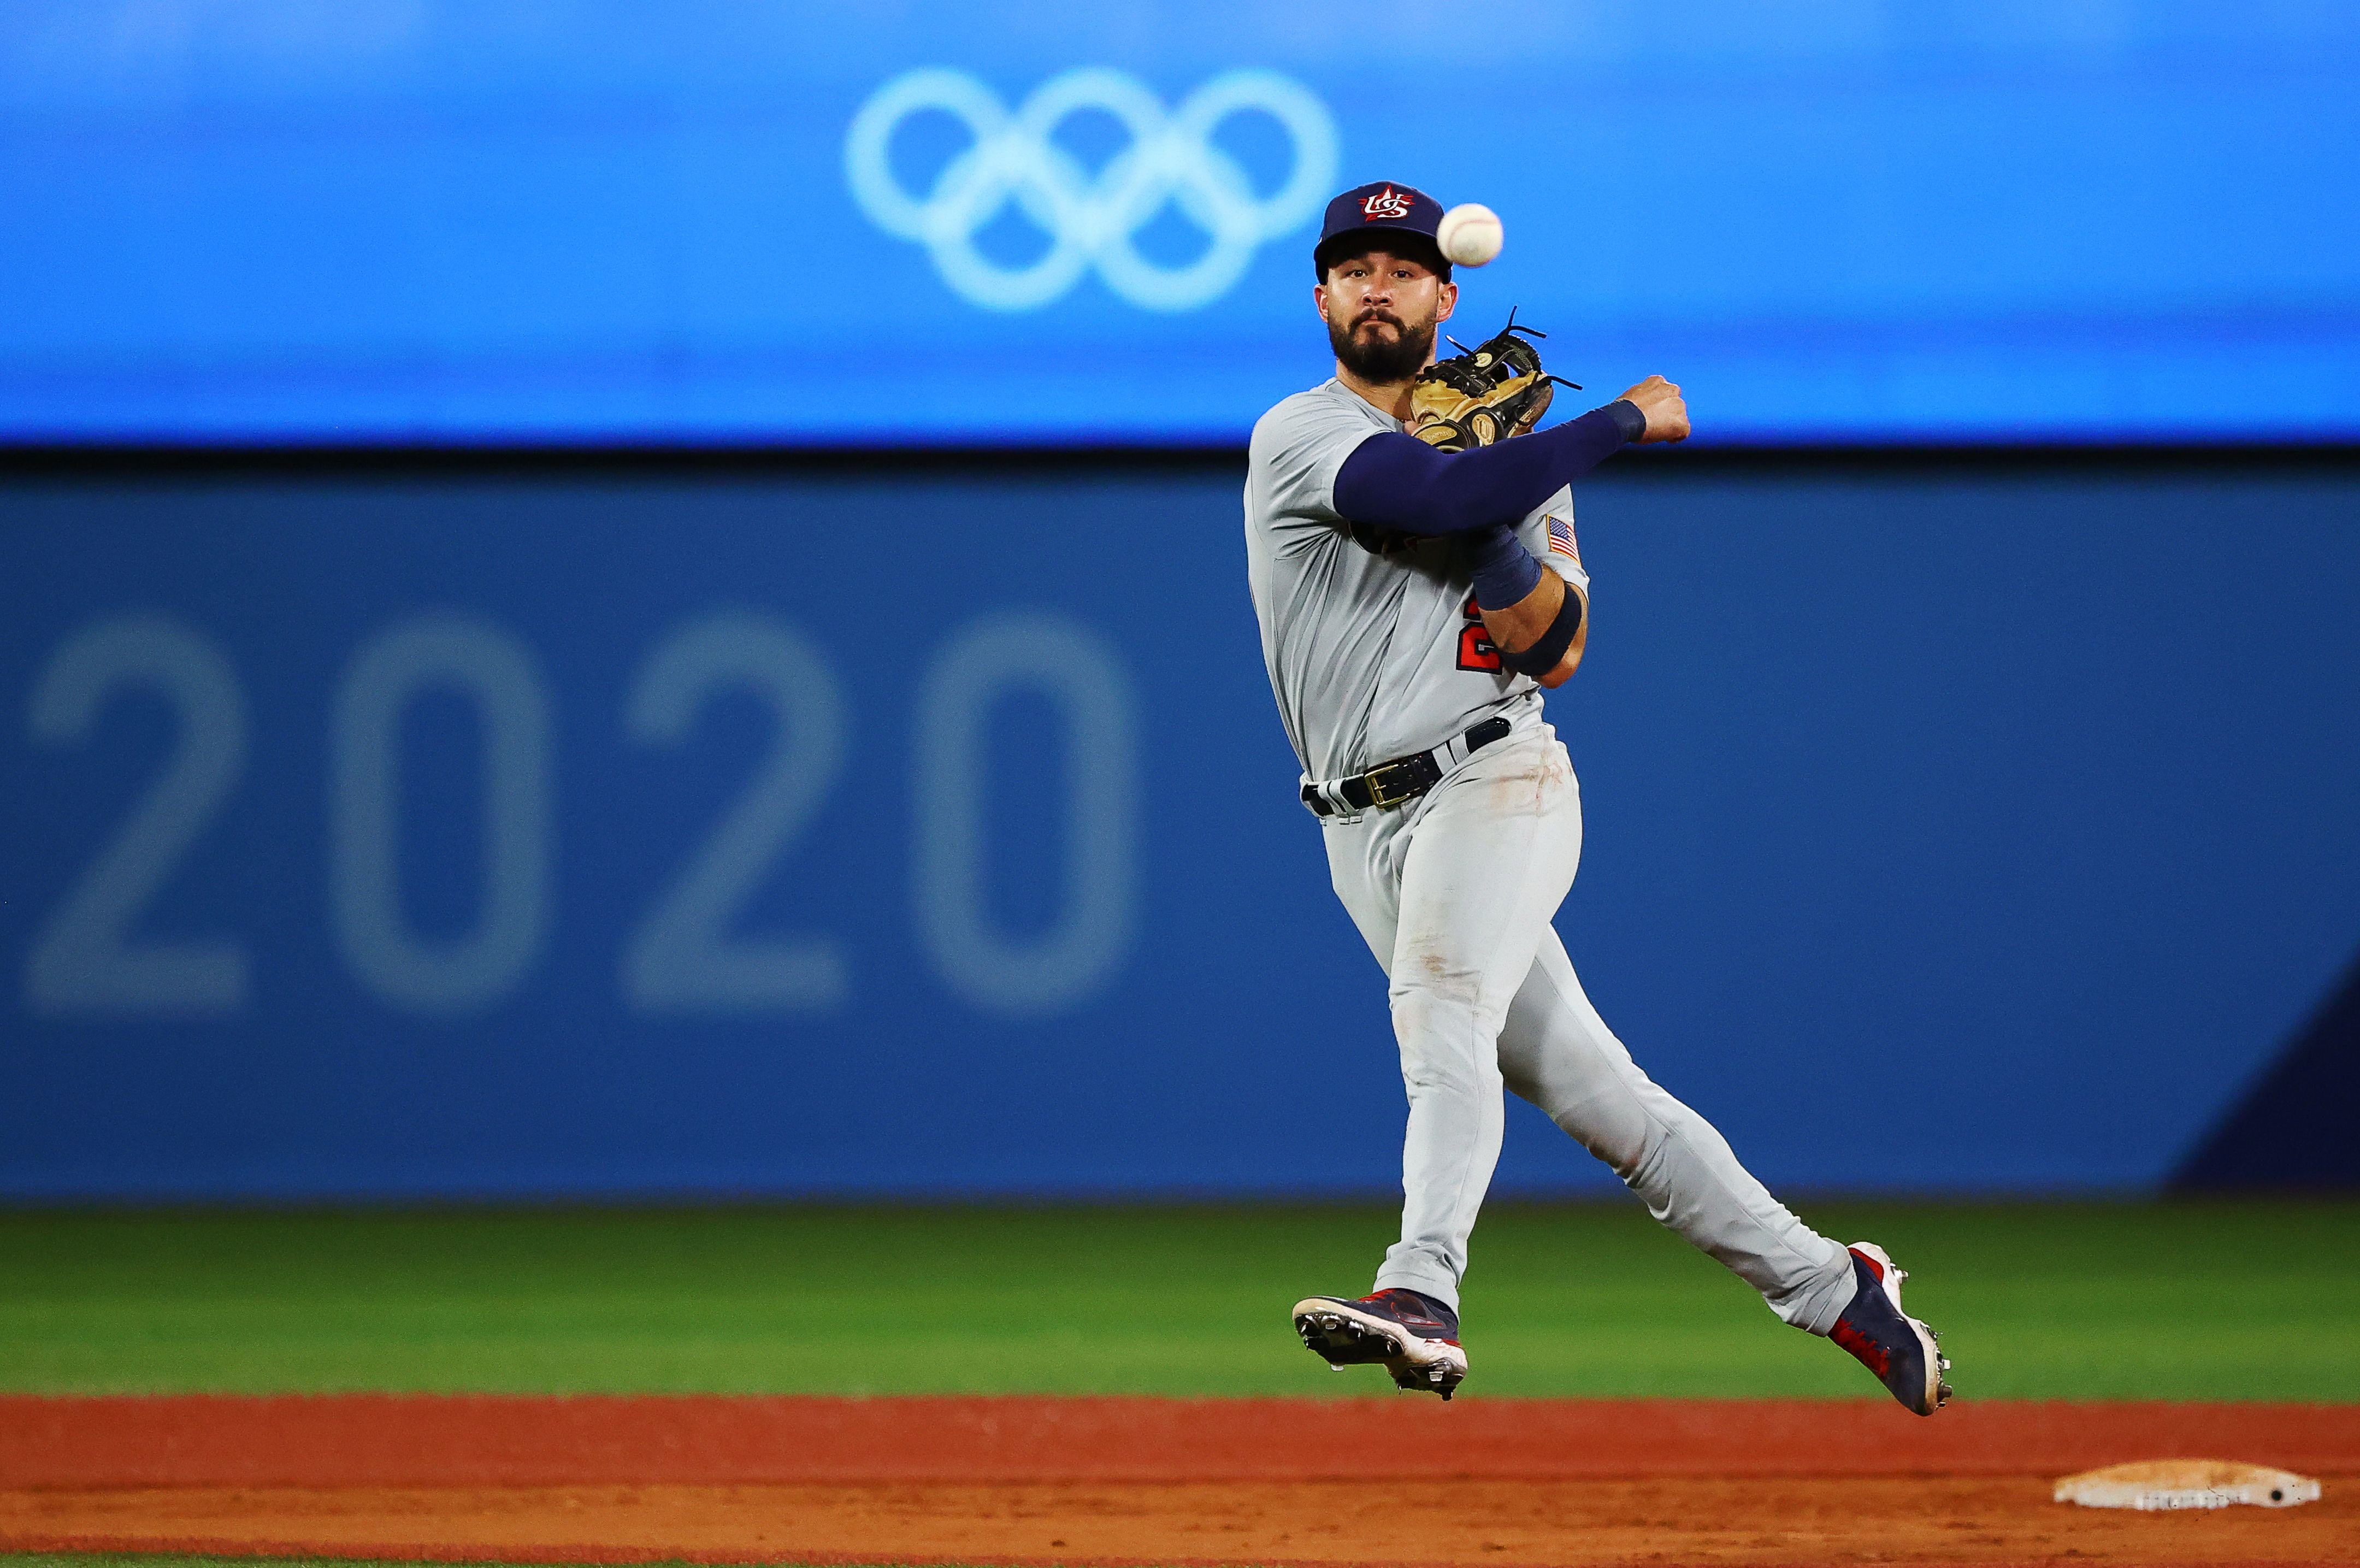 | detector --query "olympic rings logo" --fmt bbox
[845,68,1339,313]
